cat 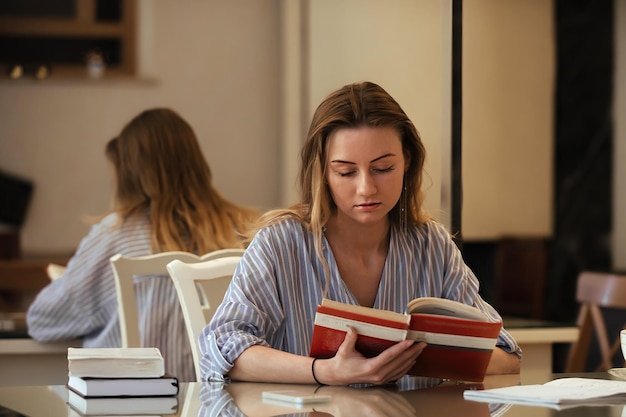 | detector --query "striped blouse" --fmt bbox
[26,213,195,382]
[200,218,522,382]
